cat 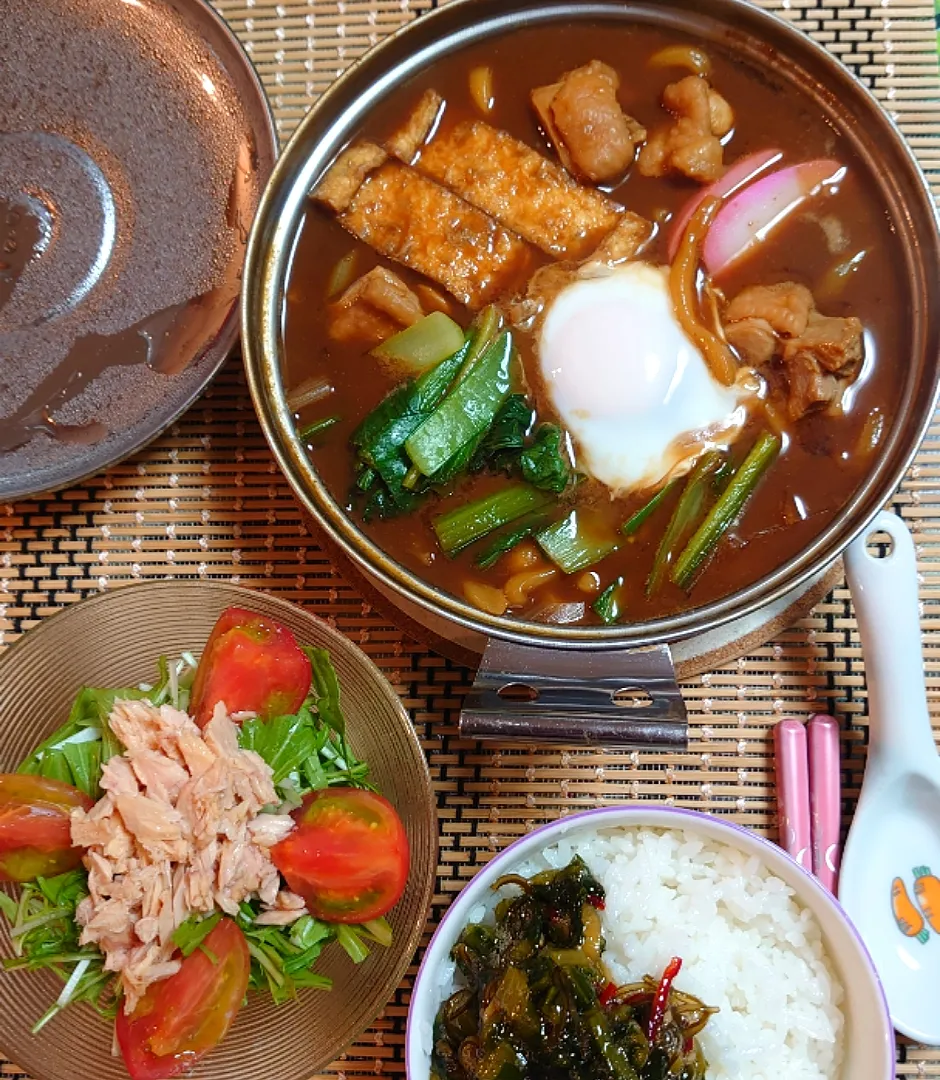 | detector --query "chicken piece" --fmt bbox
[724,318,777,367]
[784,352,843,419]
[723,281,865,419]
[531,61,646,185]
[329,266,424,348]
[637,75,733,183]
[783,312,864,375]
[386,89,444,163]
[724,282,814,339]
[313,143,533,308]
[404,116,622,259]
